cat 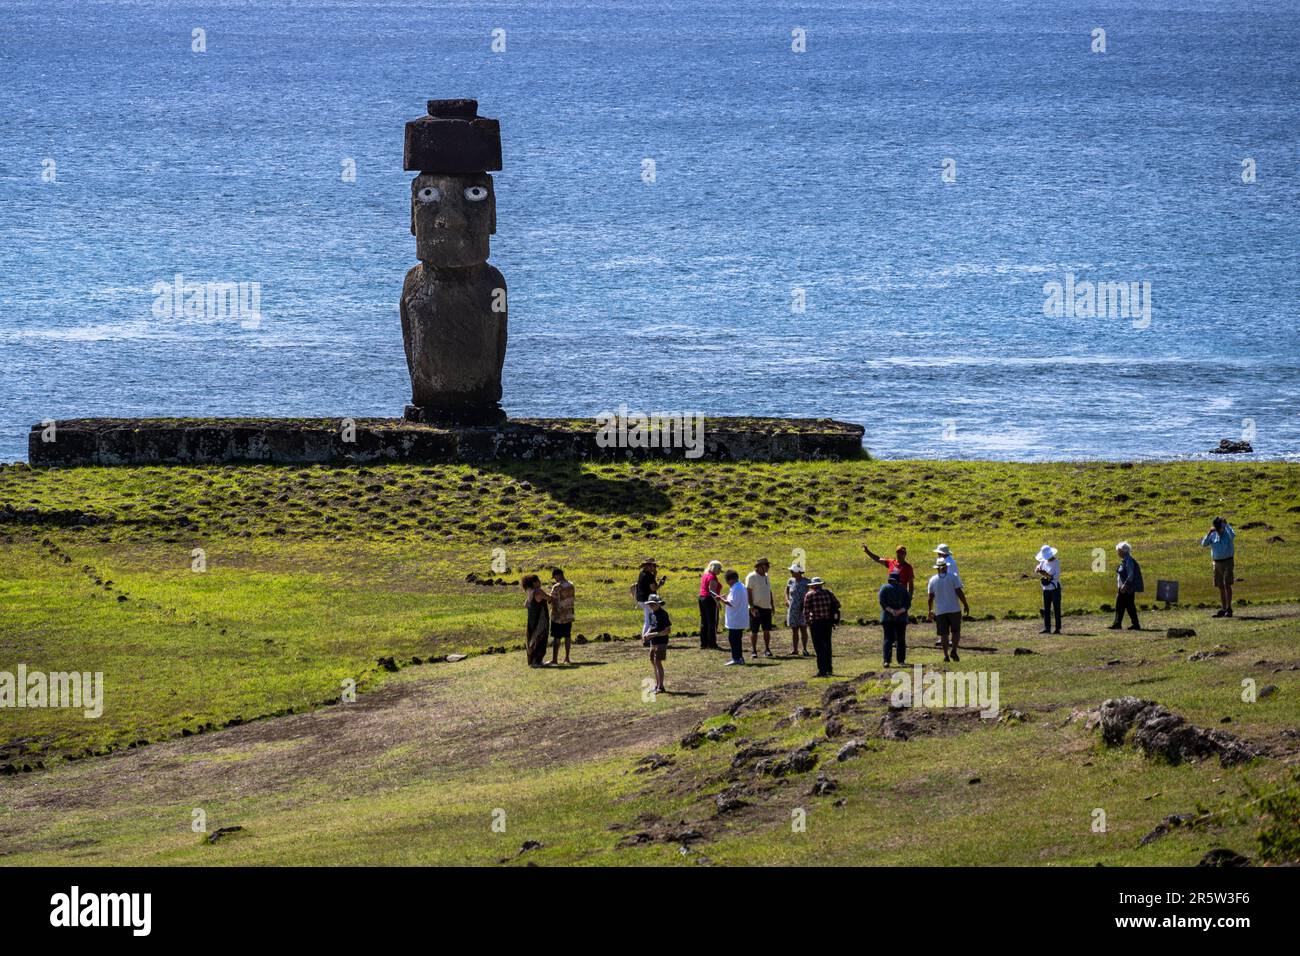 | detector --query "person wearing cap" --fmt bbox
[927,559,970,662]
[641,594,672,693]
[933,544,962,586]
[1200,517,1236,617]
[801,577,842,677]
[633,558,666,636]
[715,569,750,665]
[863,542,914,598]
[698,560,724,650]
[879,569,912,667]
[786,563,811,657]
[1034,545,1062,635]
[745,558,775,658]
[1108,542,1143,630]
